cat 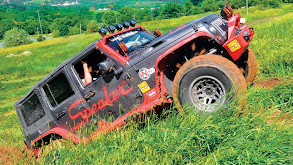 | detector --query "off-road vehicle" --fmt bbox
[15,6,257,157]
